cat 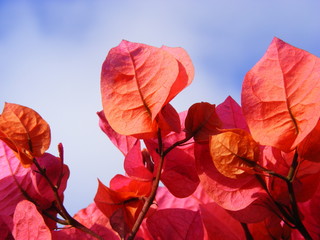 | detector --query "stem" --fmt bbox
[285,150,312,239]
[128,130,193,239]
[254,149,312,239]
[33,158,104,240]
[241,157,288,182]
[127,129,164,240]
[287,181,312,239]
[287,150,299,182]
[255,175,295,226]
[240,222,254,240]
